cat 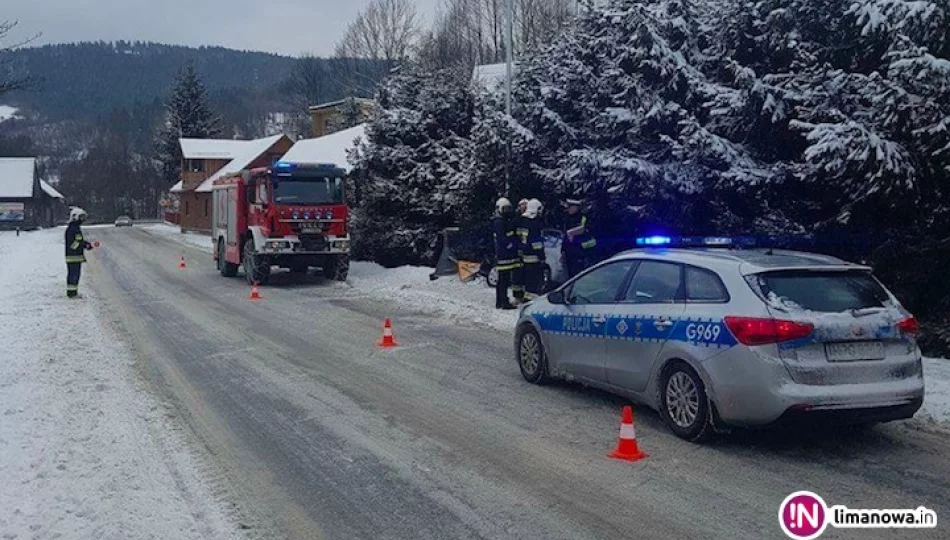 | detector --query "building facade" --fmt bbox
[309,98,375,138]
[0,158,66,230]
